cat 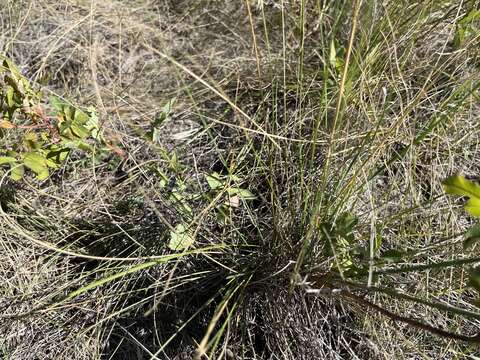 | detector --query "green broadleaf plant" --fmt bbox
[443,174,480,304]
[0,56,101,181]
[443,174,480,217]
